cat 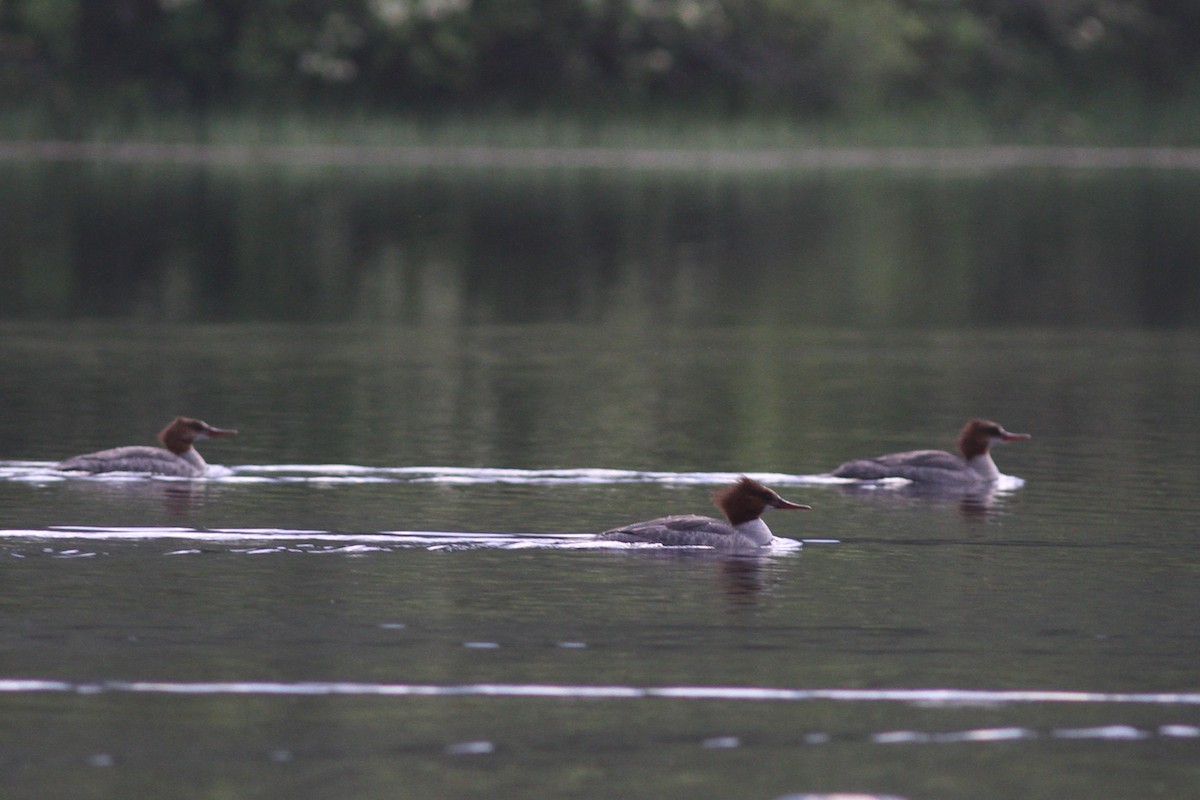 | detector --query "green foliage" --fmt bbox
[0,0,1197,123]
